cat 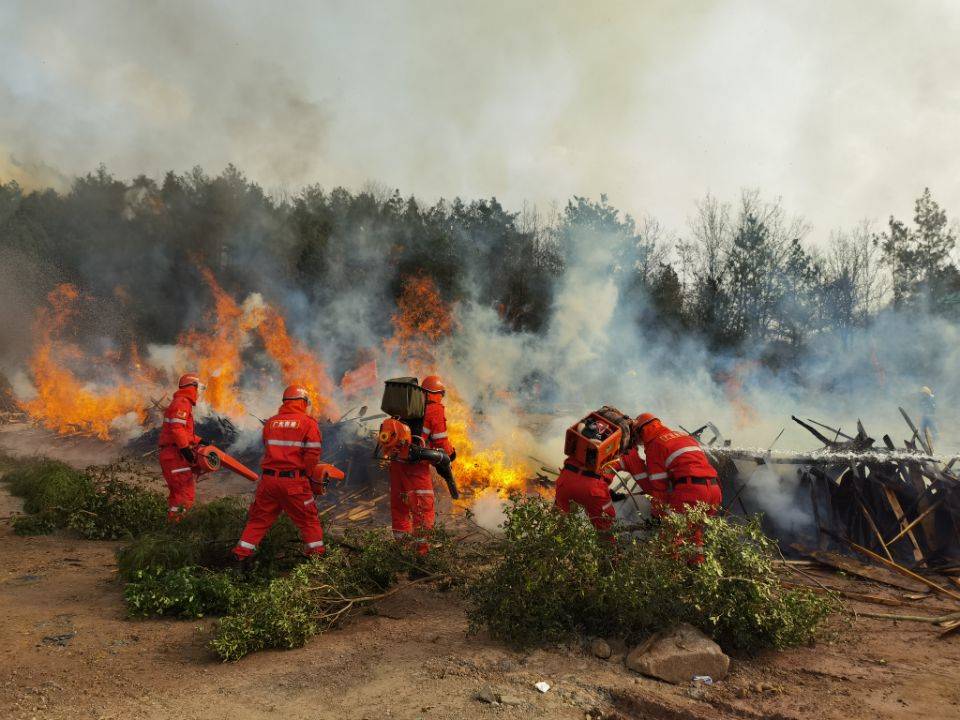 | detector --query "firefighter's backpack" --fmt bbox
[381,377,427,421]
[564,405,633,473]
